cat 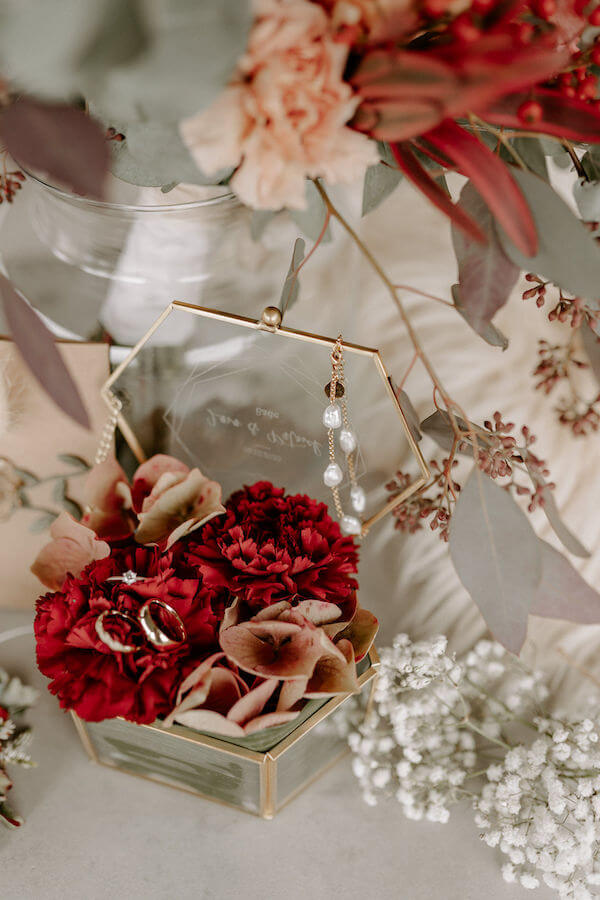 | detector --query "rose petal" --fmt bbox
[203,669,244,715]
[164,507,226,550]
[135,468,225,546]
[220,618,326,680]
[305,639,358,697]
[163,673,213,727]
[227,678,279,725]
[30,512,110,590]
[173,709,245,737]
[334,607,378,662]
[277,677,308,711]
[141,470,188,513]
[243,711,300,735]
[174,652,226,704]
[131,454,189,512]
[84,458,132,513]
[252,600,292,621]
[292,600,342,625]
[220,598,241,632]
